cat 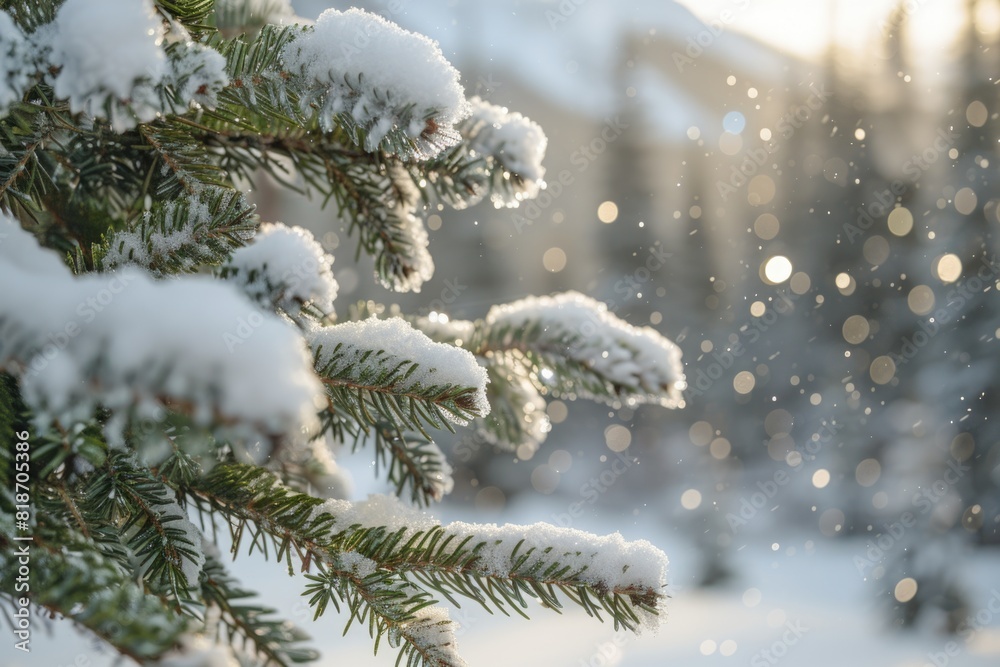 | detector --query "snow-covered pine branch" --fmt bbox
[192,465,669,665]
[474,359,550,454]
[223,221,339,318]
[97,189,257,276]
[476,290,686,408]
[461,97,548,207]
[282,7,469,158]
[0,214,322,458]
[309,316,490,434]
[0,2,679,664]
